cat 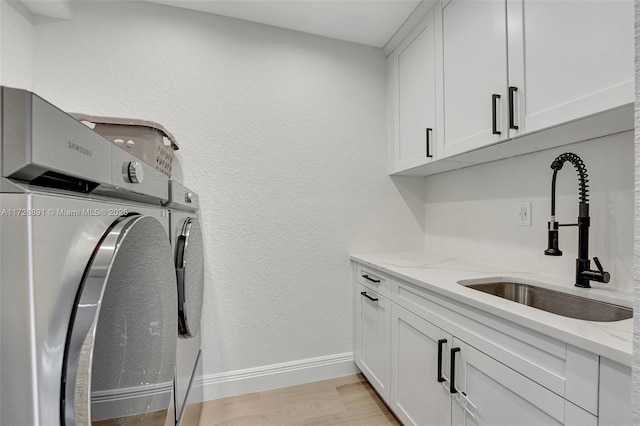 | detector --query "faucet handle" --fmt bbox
[593,257,604,273]
[587,257,610,284]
